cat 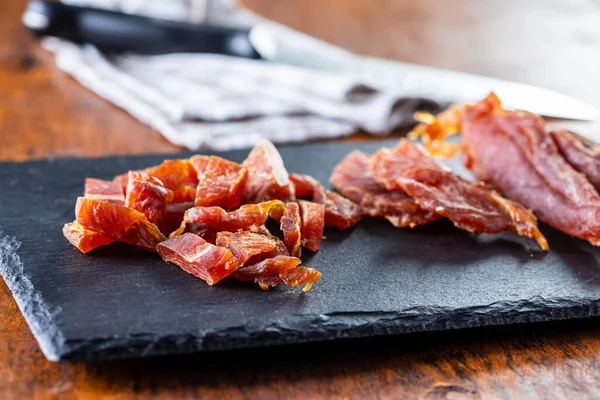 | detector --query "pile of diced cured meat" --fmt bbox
[63,140,362,292]
[369,92,600,249]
